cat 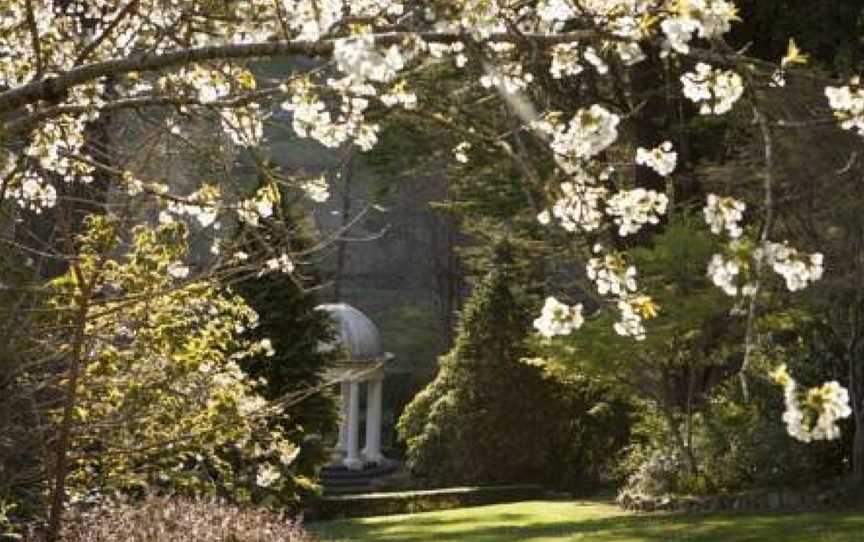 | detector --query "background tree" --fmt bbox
[234,196,339,502]
[399,248,631,489]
